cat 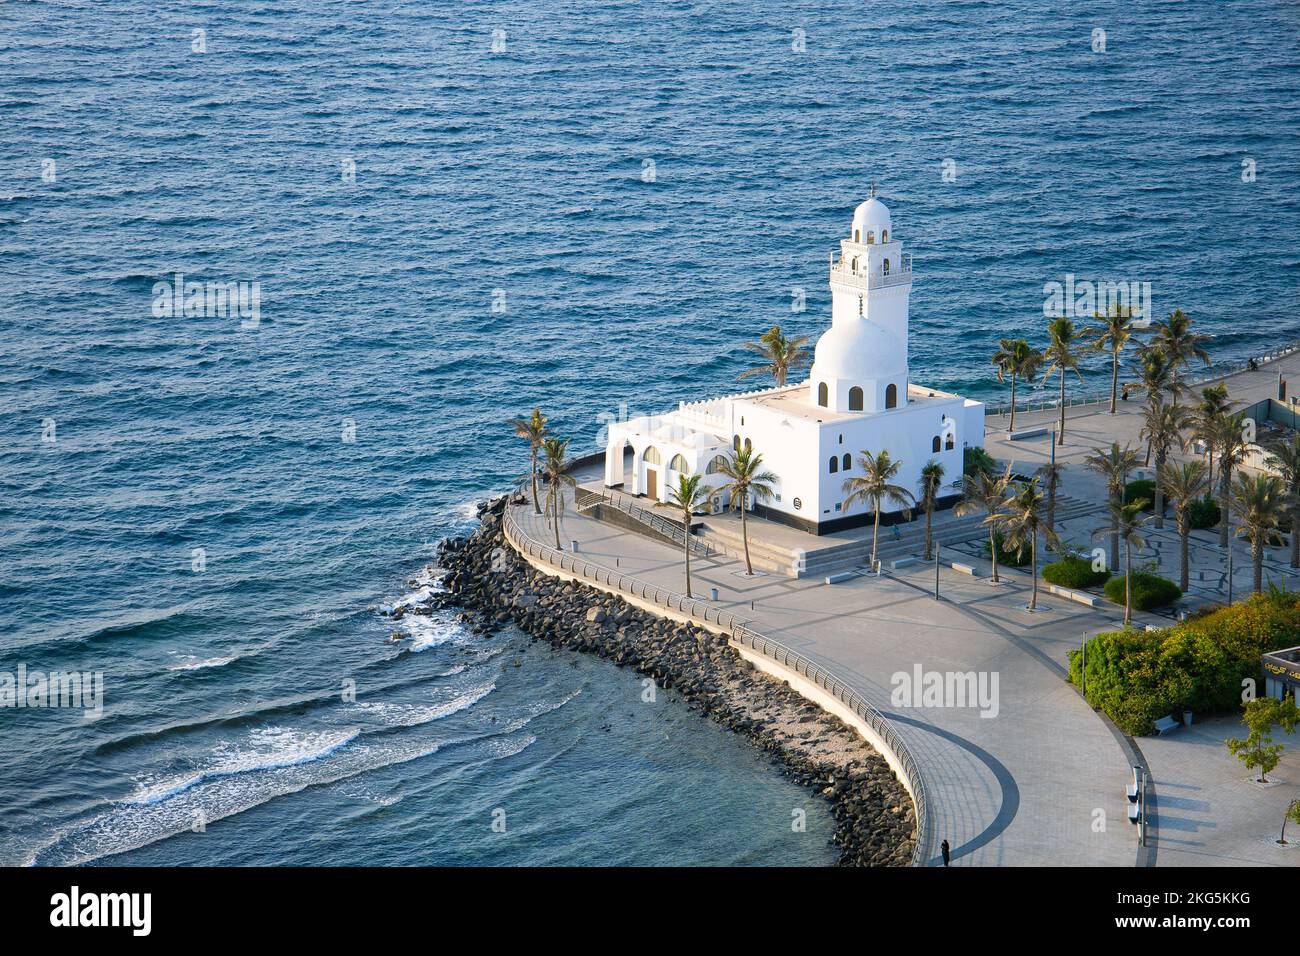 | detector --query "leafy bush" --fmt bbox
[1124,478,1156,509]
[1043,555,1109,589]
[1069,592,1300,735]
[1188,495,1221,530]
[982,530,1032,566]
[1104,572,1182,610]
